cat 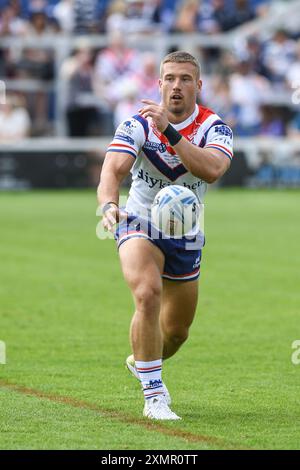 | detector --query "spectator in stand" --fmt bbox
[203,75,238,131]
[234,36,269,78]
[0,1,28,36]
[243,36,269,77]
[73,0,101,34]
[259,105,285,137]
[286,39,300,91]
[18,4,55,81]
[105,0,166,35]
[26,4,56,37]
[60,44,99,136]
[121,0,147,33]
[104,0,127,34]
[216,49,238,77]
[229,0,255,29]
[0,1,28,77]
[197,0,220,34]
[150,0,175,33]
[14,2,55,134]
[229,60,271,136]
[100,51,160,130]
[263,30,296,85]
[112,52,164,129]
[0,93,31,141]
[210,0,255,32]
[124,0,165,35]
[132,52,160,103]
[250,0,270,17]
[94,30,140,106]
[211,0,233,32]
[172,0,199,33]
[113,78,139,128]
[52,0,74,34]
[287,113,300,138]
